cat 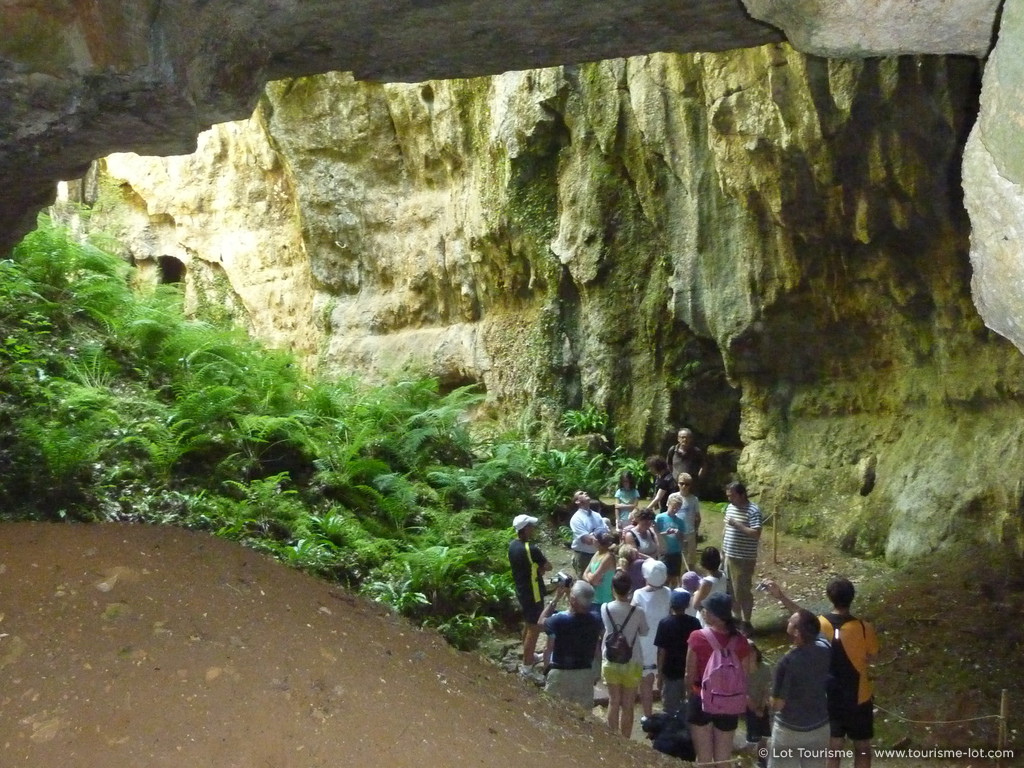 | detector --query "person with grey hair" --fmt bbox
[667,428,706,491]
[538,579,603,710]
